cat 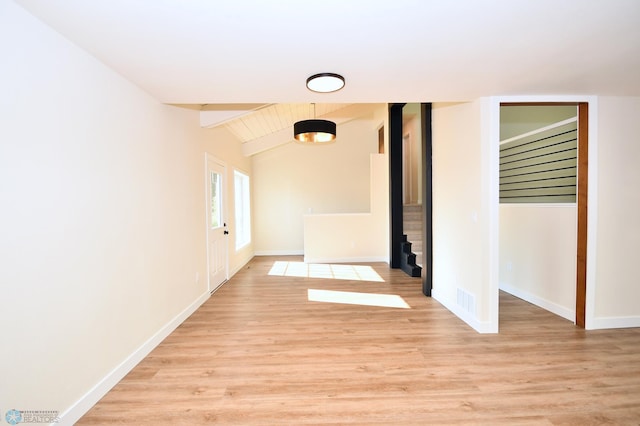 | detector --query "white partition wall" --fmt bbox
[592,96,640,329]
[303,154,388,263]
[499,204,577,321]
[431,100,498,333]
